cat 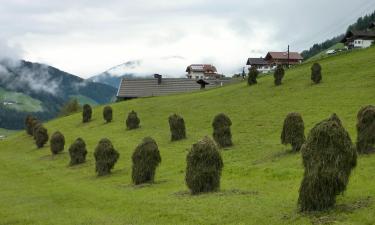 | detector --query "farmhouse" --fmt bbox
[264,52,303,66]
[116,74,230,100]
[246,57,274,74]
[341,30,375,49]
[186,64,222,79]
